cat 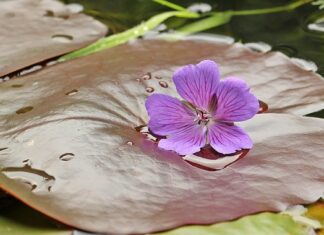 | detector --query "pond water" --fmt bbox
[62,0,324,75]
